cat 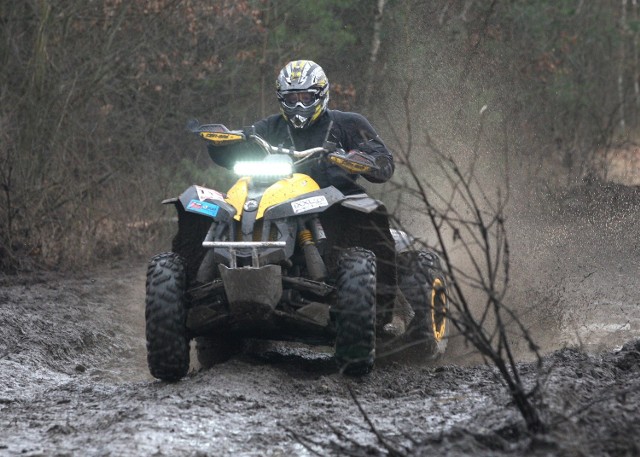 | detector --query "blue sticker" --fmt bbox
[186,199,220,218]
